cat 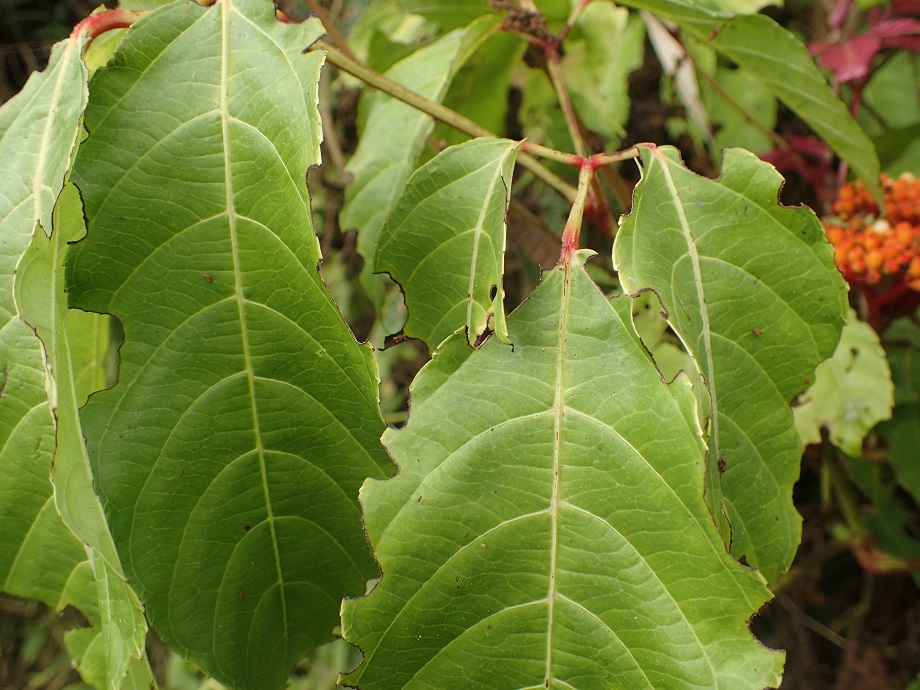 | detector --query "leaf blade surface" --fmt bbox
[614,145,848,581]
[341,19,497,311]
[0,33,153,689]
[0,21,87,625]
[375,137,518,350]
[67,2,392,687]
[343,254,783,689]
